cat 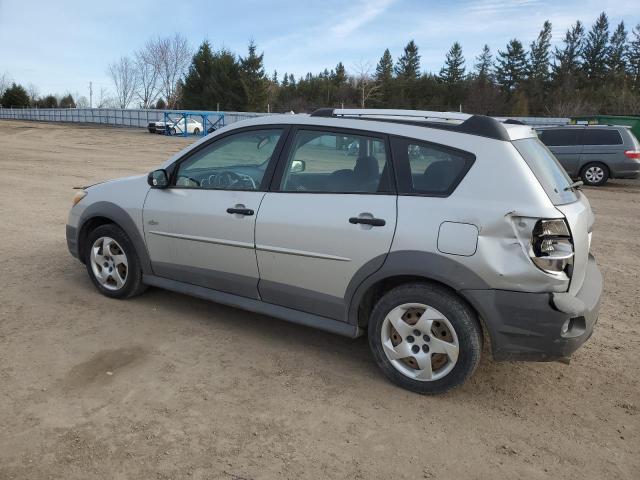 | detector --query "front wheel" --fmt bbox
[85,224,146,299]
[193,128,201,135]
[368,283,482,394]
[580,162,609,186]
